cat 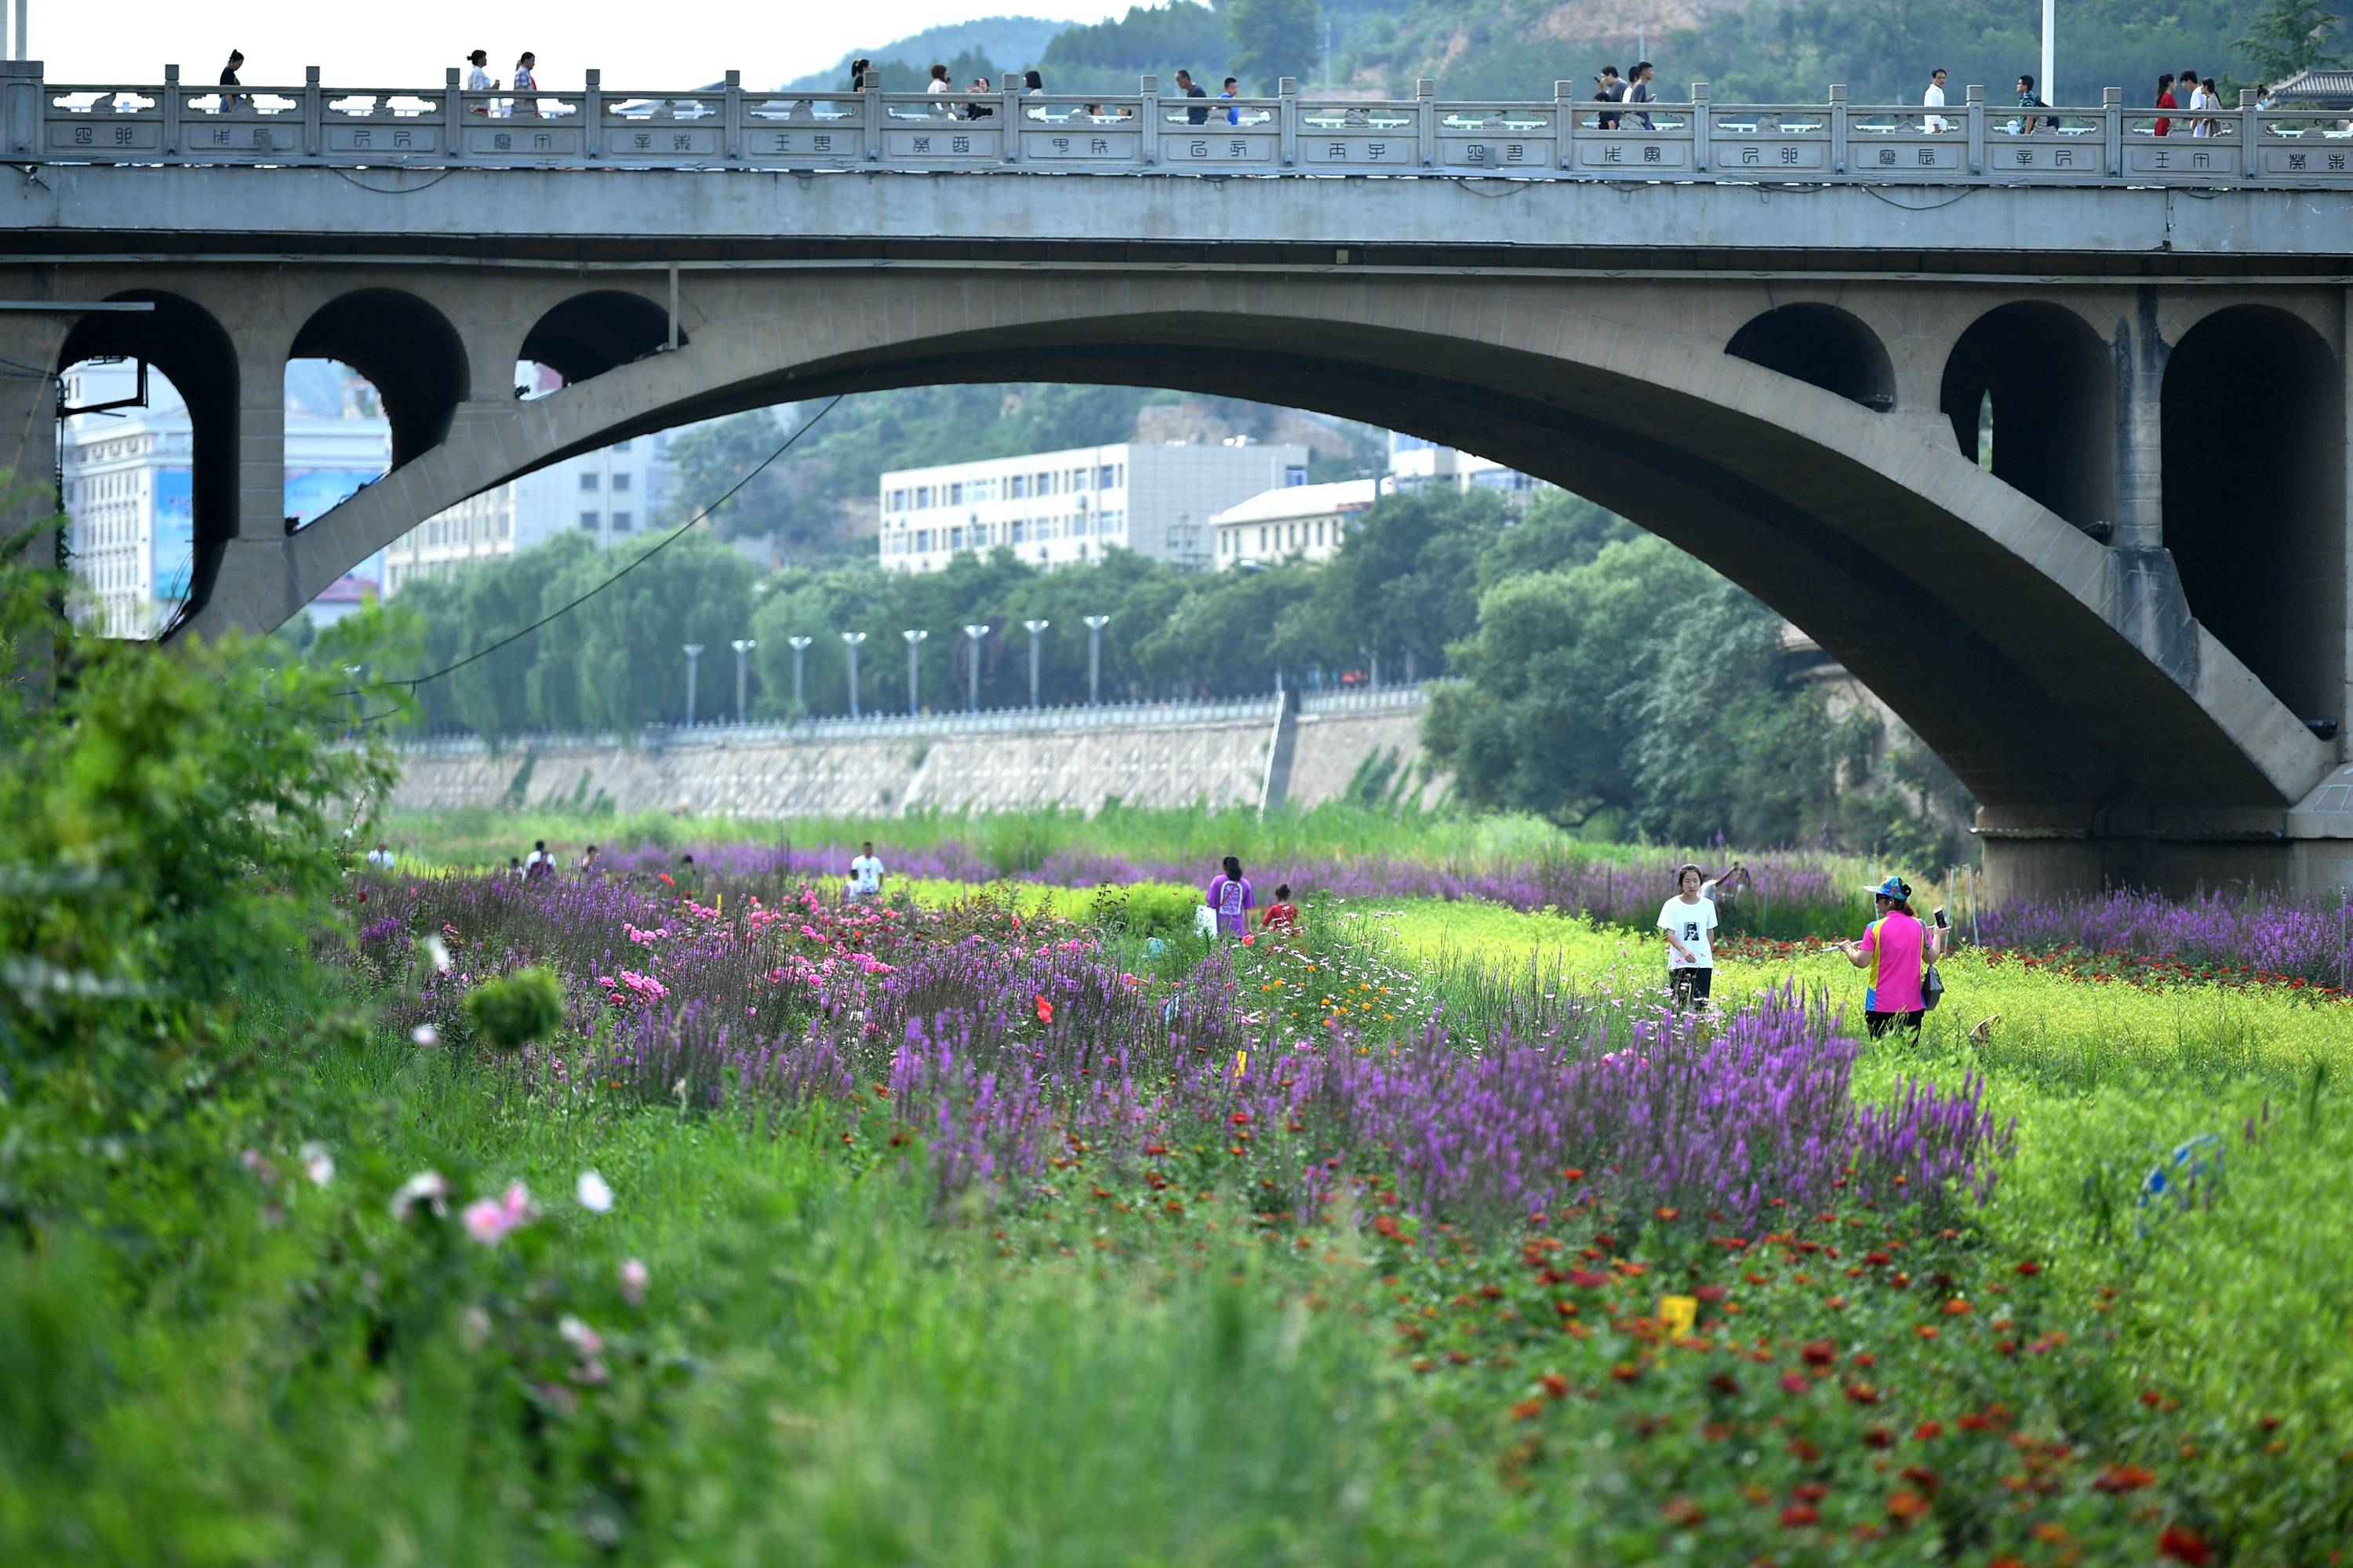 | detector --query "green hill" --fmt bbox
[780,15,1067,91]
